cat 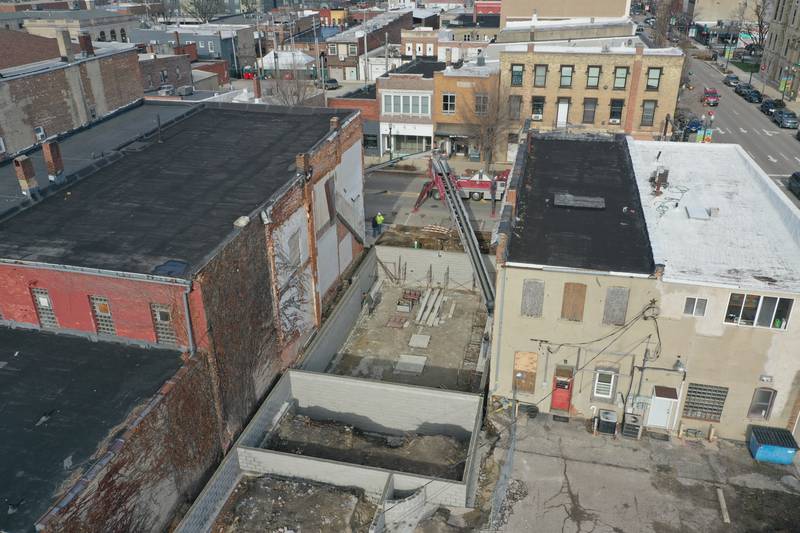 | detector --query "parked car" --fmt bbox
[761,98,787,115]
[744,89,763,103]
[788,172,800,199]
[645,17,655,26]
[323,78,340,90]
[734,83,754,96]
[635,25,644,34]
[723,74,740,86]
[773,109,799,128]
[685,118,704,133]
[702,87,720,106]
